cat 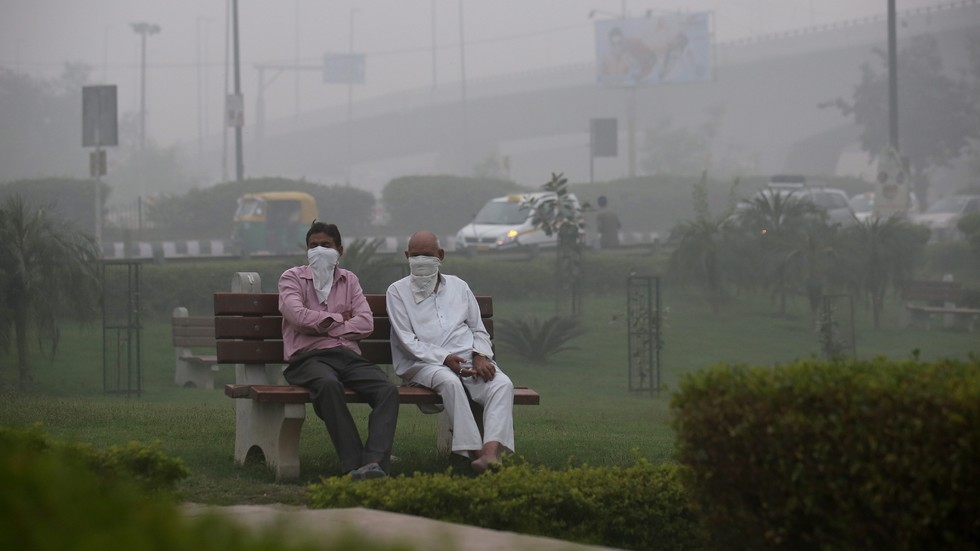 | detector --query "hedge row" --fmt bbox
[137,251,666,319]
[671,358,980,550]
[0,424,416,551]
[307,459,711,551]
